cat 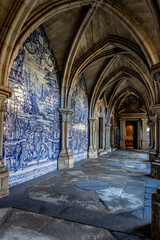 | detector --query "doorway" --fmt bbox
[125,121,137,149]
